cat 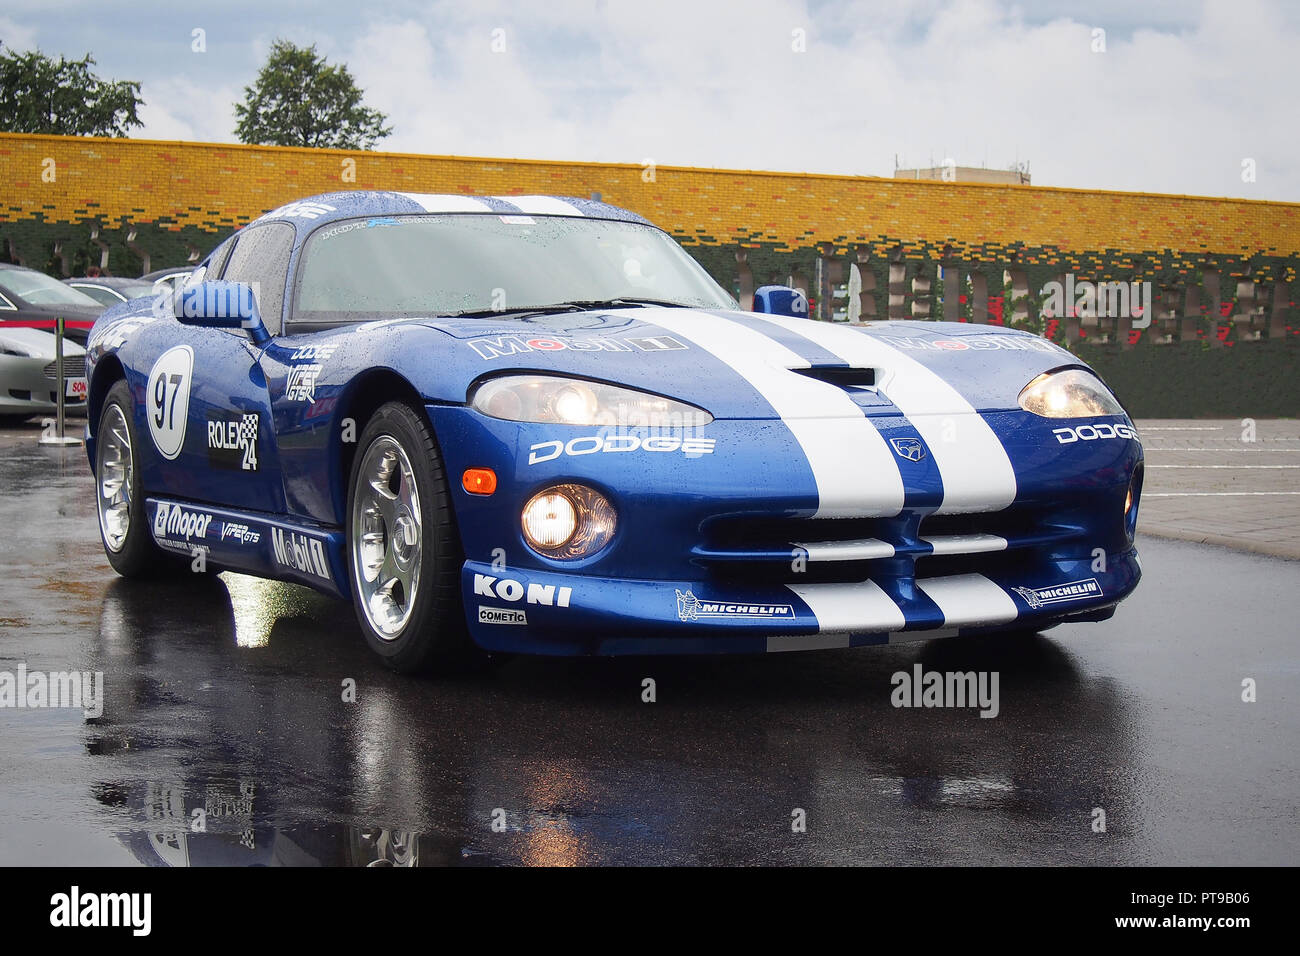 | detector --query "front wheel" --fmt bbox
[96,379,168,576]
[346,402,470,673]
